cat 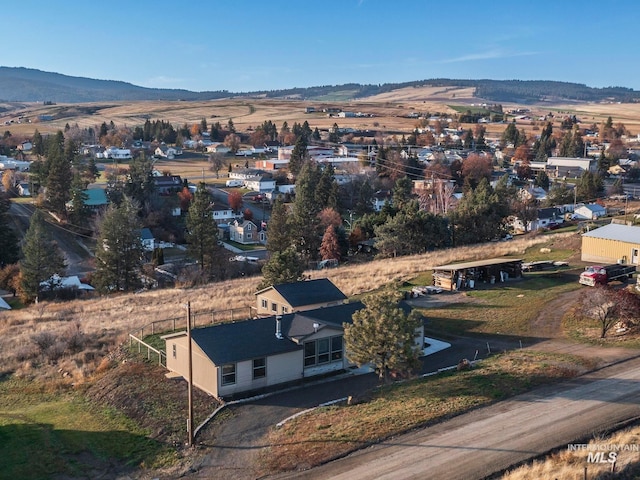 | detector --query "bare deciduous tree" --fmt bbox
[580,286,619,338]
